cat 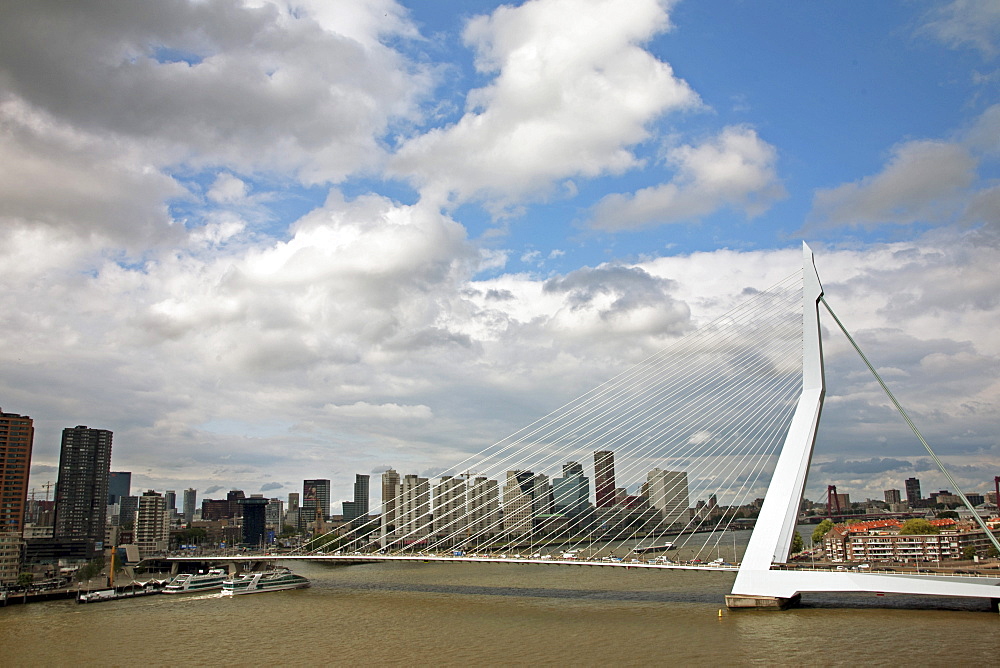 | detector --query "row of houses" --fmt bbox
[823,517,1000,563]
